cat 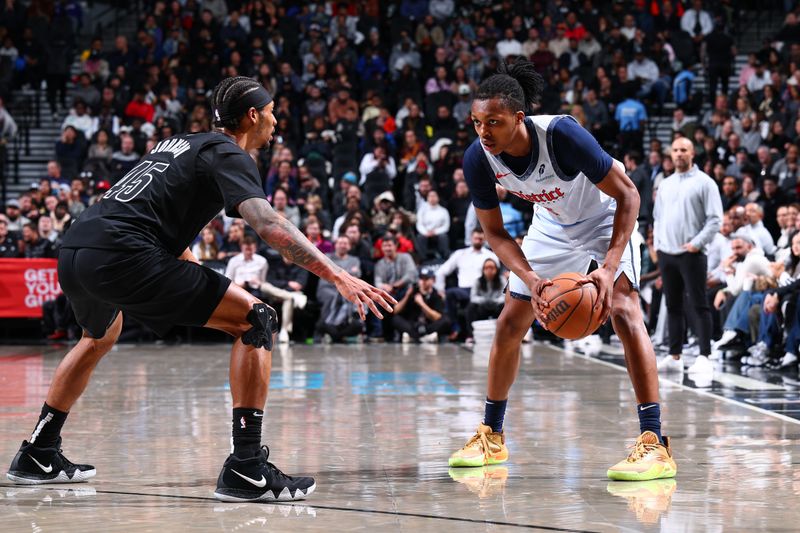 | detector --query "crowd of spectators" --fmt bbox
[2,1,800,362]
